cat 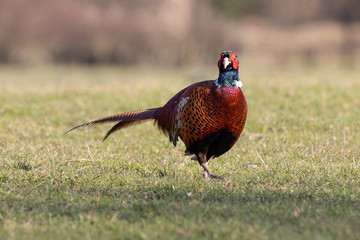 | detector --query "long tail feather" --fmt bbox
[66,108,160,139]
[102,119,147,141]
